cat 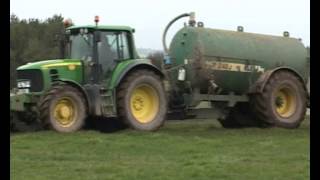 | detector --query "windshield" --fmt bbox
[69,33,93,60]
